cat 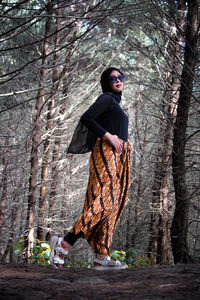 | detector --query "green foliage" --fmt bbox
[110,248,154,268]
[14,236,25,256]
[14,237,51,266]
[14,237,154,268]
[65,260,93,269]
[29,239,51,266]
